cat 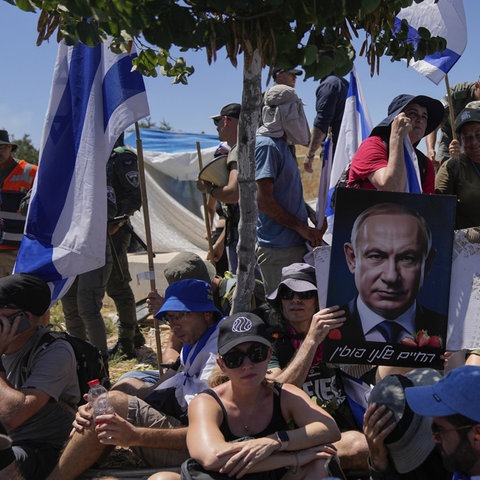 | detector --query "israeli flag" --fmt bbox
[14,40,150,302]
[323,68,372,244]
[395,0,467,85]
[404,137,422,194]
